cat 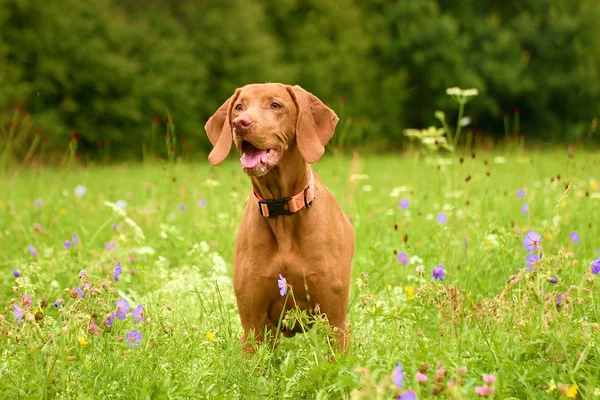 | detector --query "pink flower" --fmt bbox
[475,385,495,397]
[23,295,32,308]
[416,371,428,383]
[483,375,496,384]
